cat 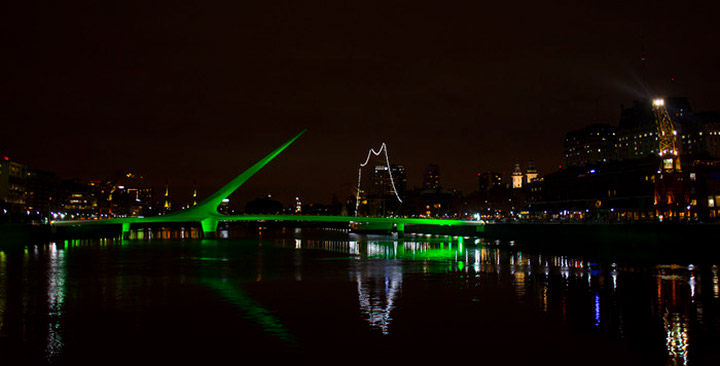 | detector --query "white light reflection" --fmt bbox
[713,265,719,299]
[46,243,66,360]
[353,261,402,335]
[664,310,689,366]
[689,274,696,301]
[474,249,480,273]
[611,269,618,292]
